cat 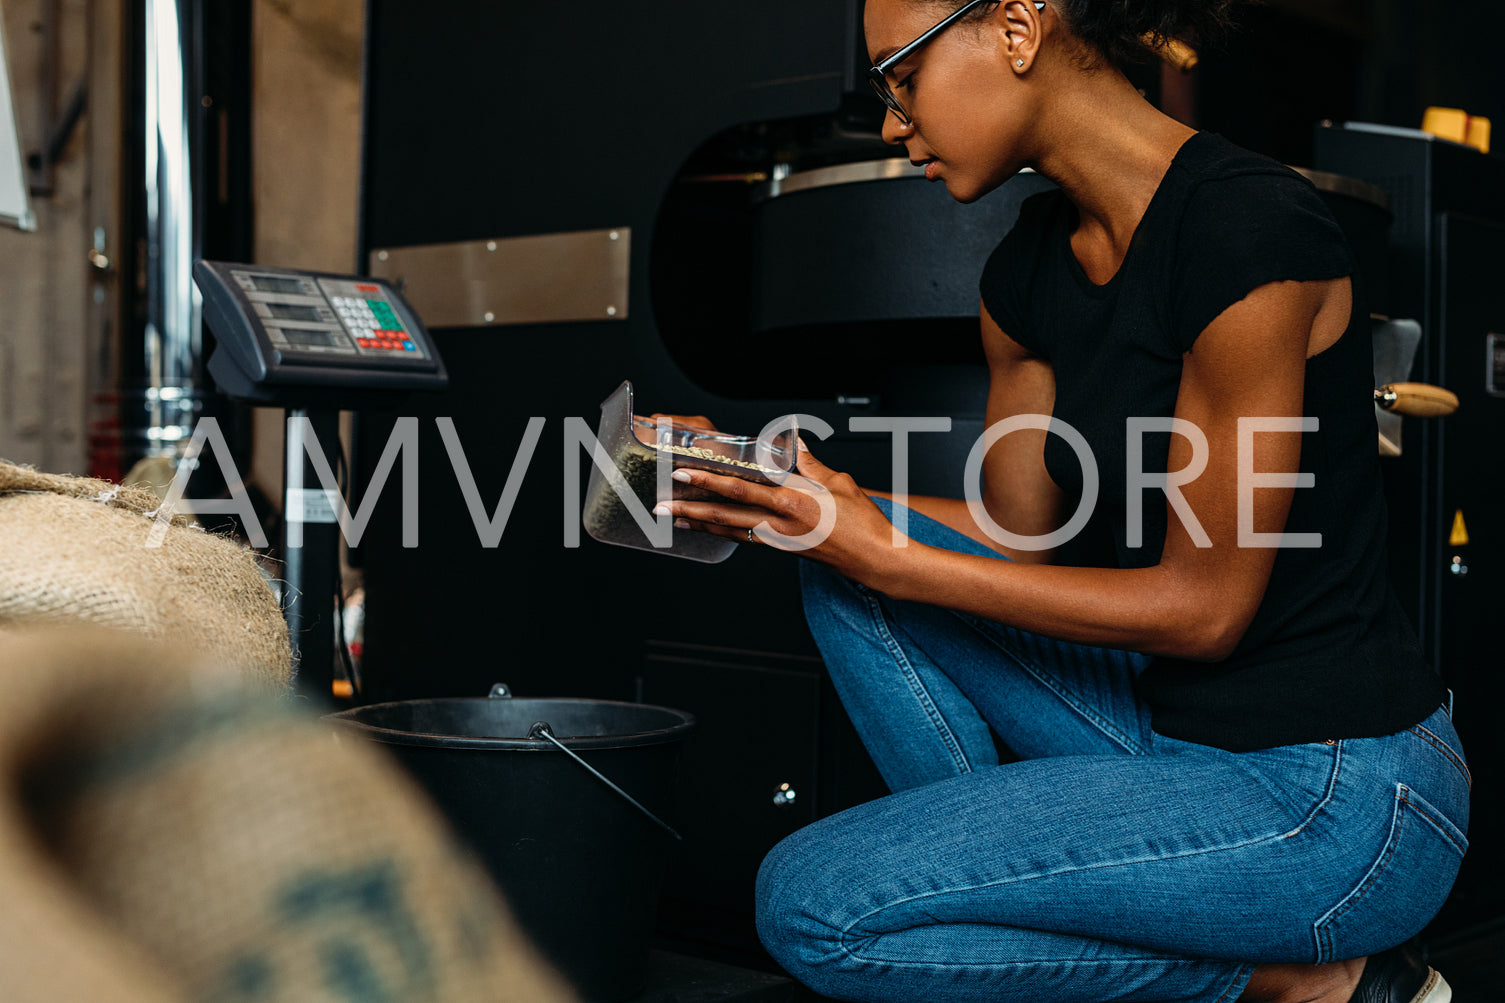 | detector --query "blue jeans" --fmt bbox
[755,500,1470,1003]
